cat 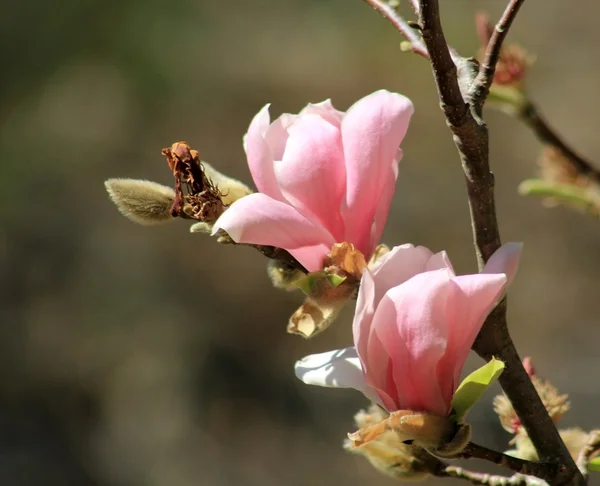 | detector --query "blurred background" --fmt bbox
[1,0,600,485]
